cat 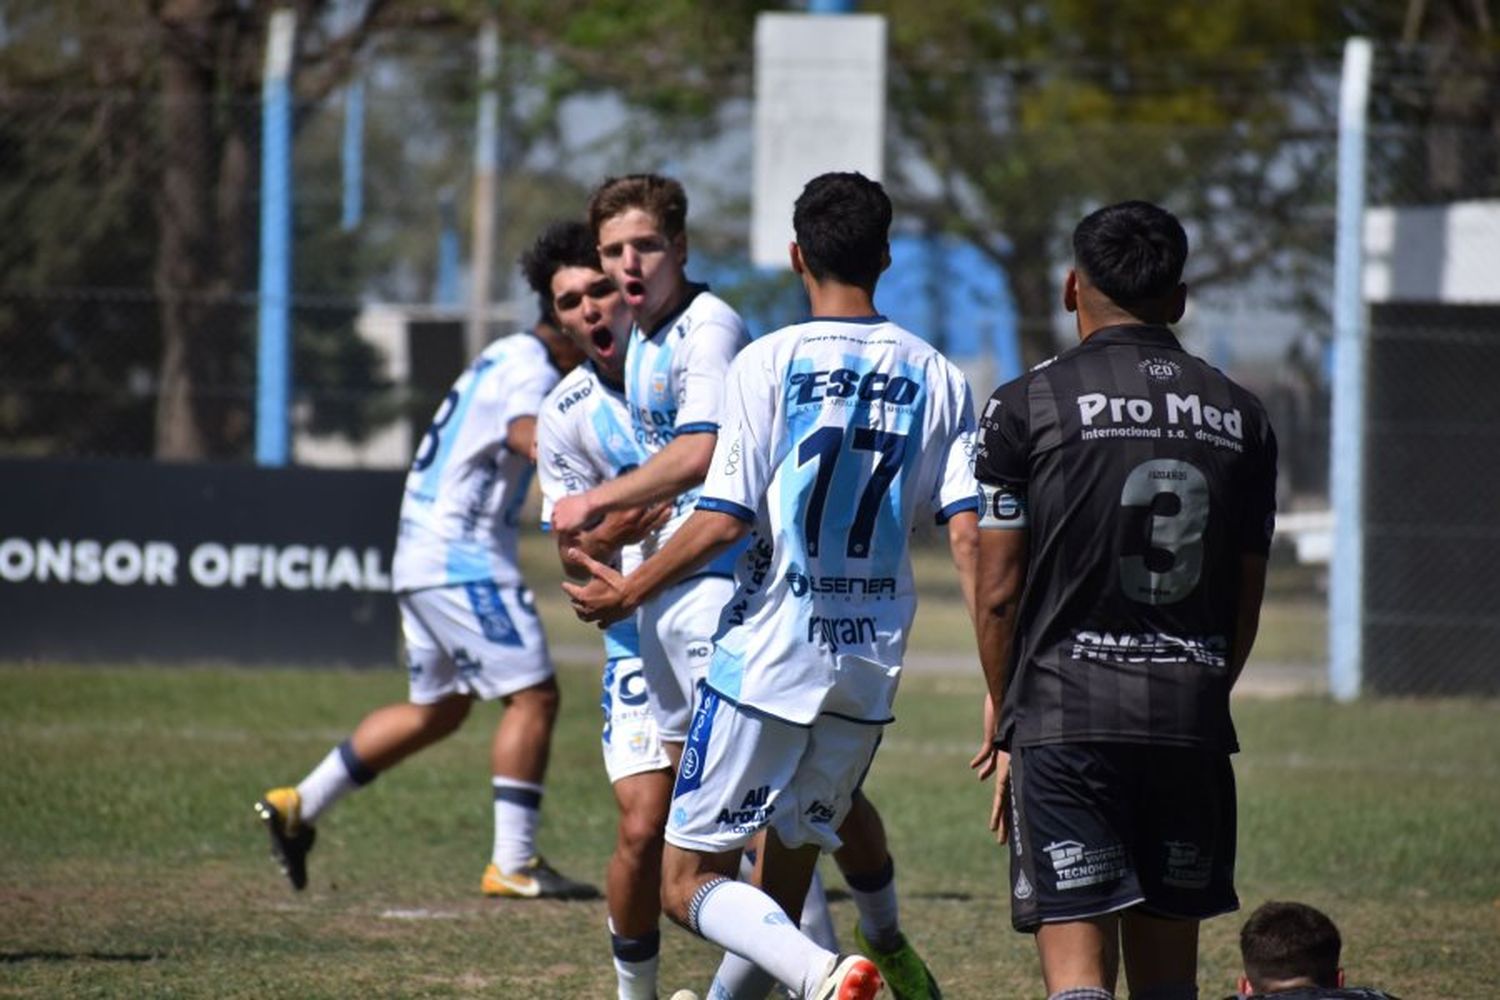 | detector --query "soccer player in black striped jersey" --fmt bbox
[970,201,1277,1000]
